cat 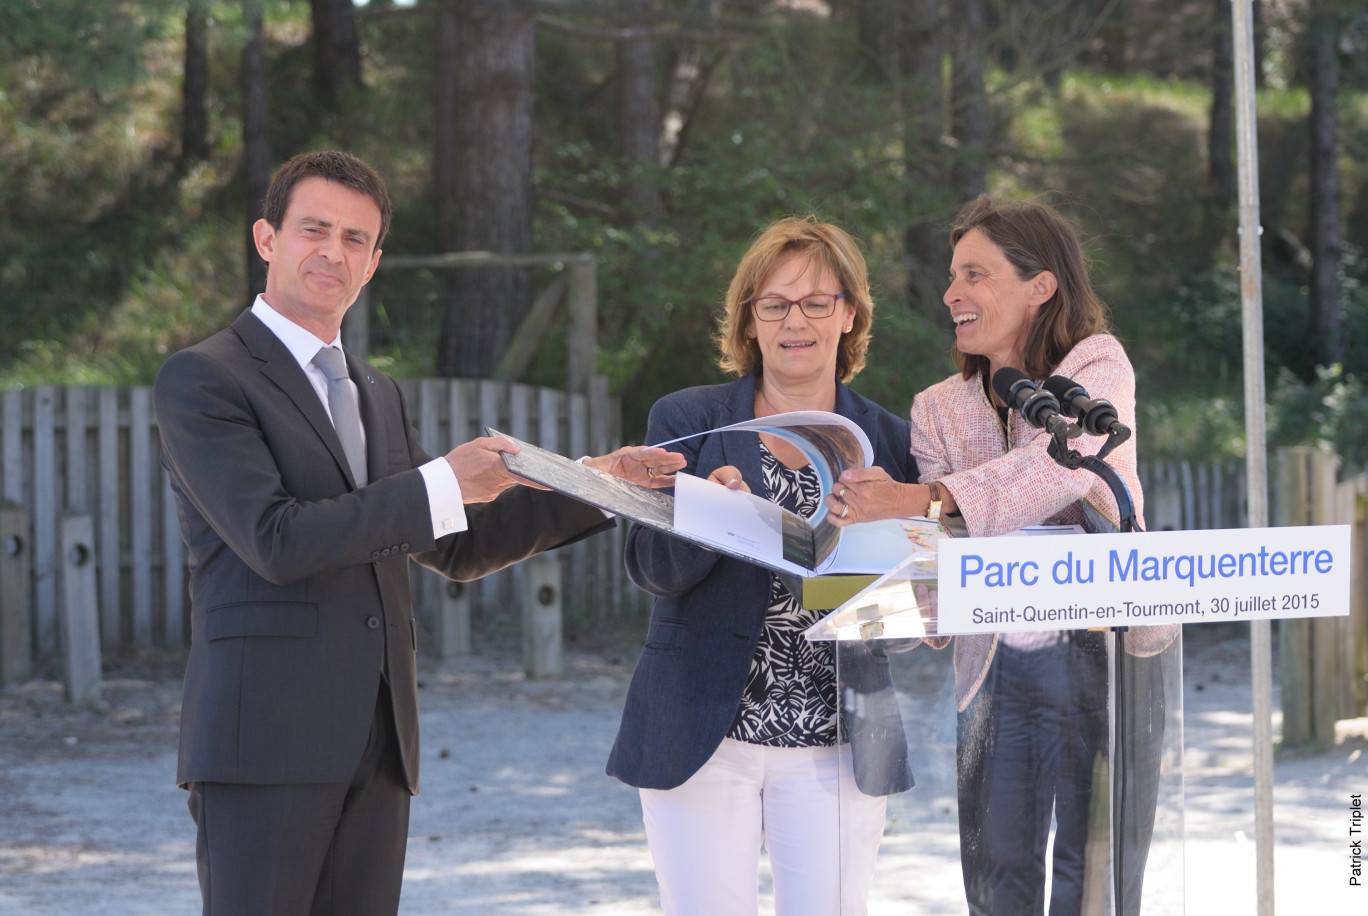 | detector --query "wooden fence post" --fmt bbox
[1276,446,1351,746]
[566,256,597,397]
[33,386,57,657]
[1338,475,1368,717]
[429,579,472,659]
[522,553,563,679]
[129,388,153,648]
[59,514,102,706]
[0,502,32,684]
